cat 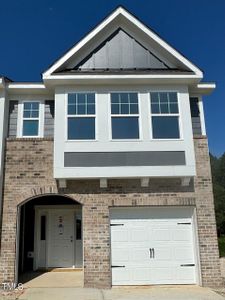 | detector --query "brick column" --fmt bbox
[0,204,17,283]
[83,198,111,288]
[194,137,222,287]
